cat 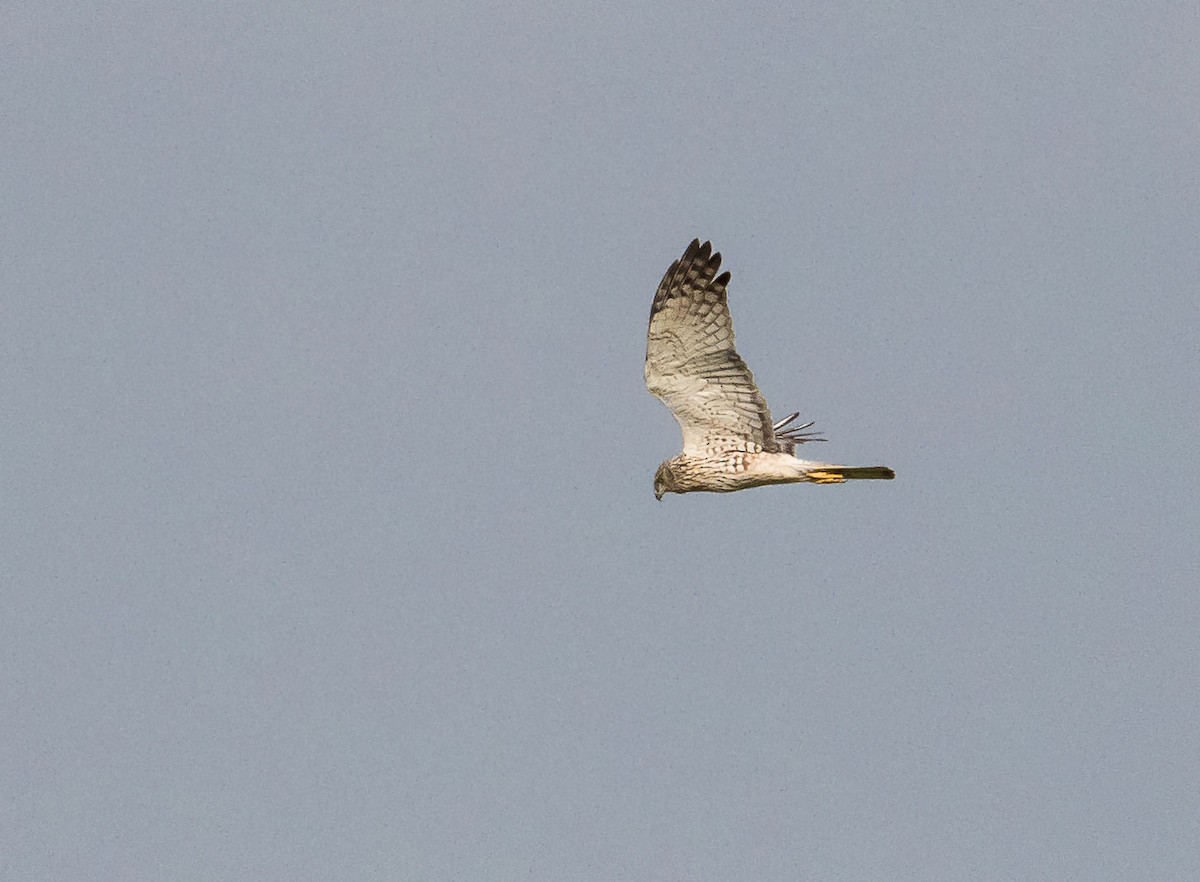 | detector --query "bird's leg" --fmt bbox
[807,470,847,484]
